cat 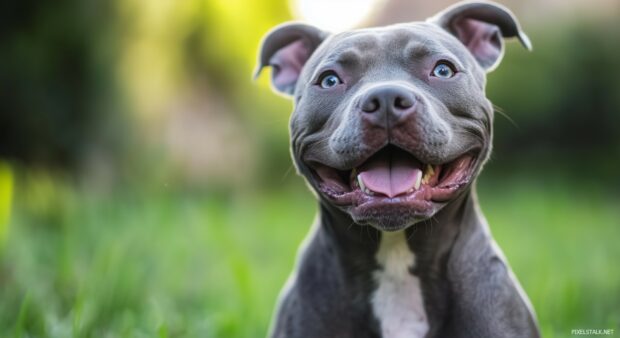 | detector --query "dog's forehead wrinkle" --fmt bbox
[320,26,467,78]
[328,49,363,66]
[320,33,380,63]
[327,25,434,56]
[403,37,454,61]
[403,43,434,60]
